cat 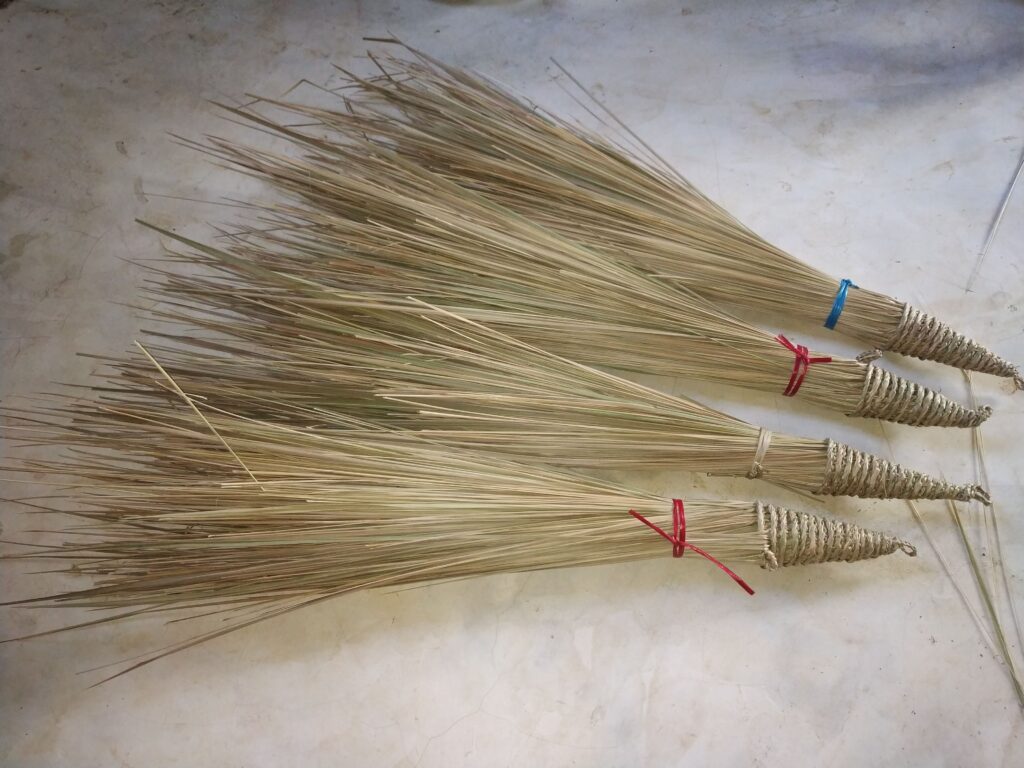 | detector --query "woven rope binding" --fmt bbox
[816,440,990,504]
[849,364,992,427]
[757,502,916,569]
[886,303,1019,380]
